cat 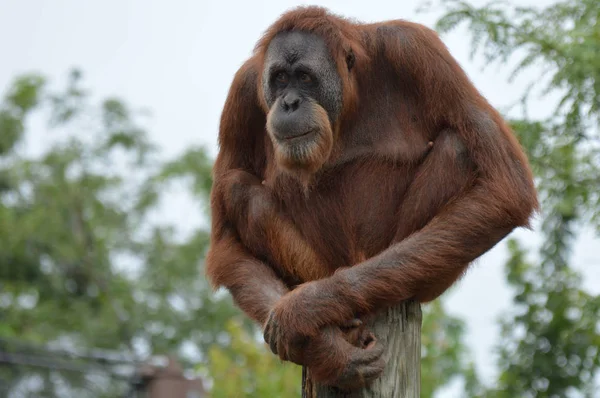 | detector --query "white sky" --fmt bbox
[1,0,598,396]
